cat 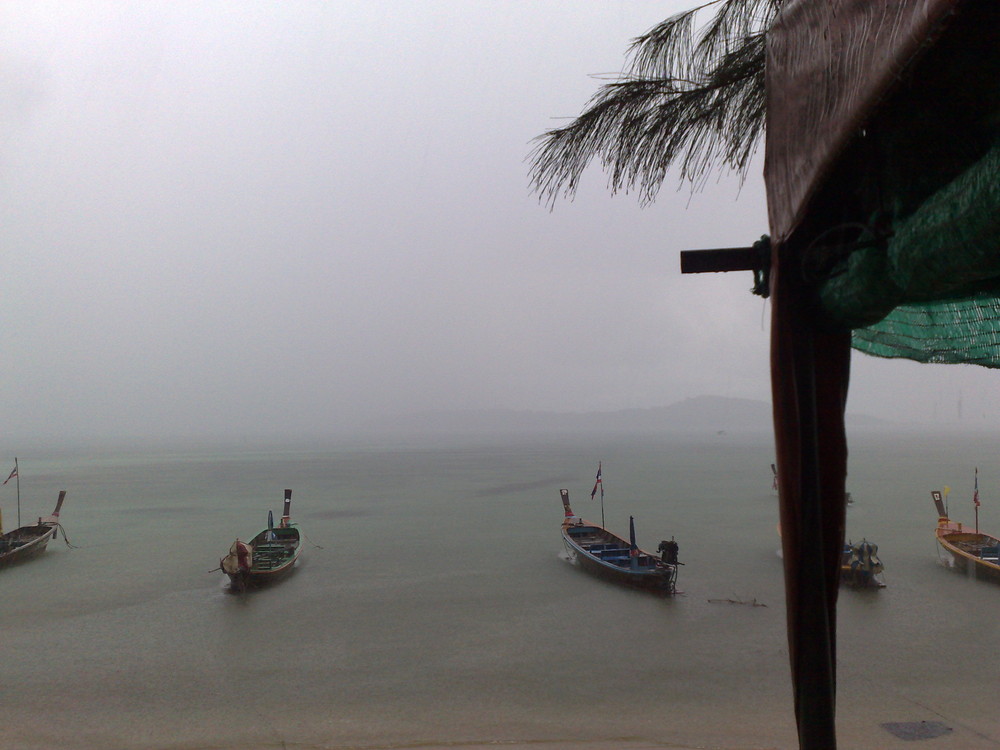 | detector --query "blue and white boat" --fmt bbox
[559,488,679,594]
